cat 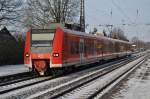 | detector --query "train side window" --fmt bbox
[109,41,114,52]
[97,41,101,53]
[79,42,84,53]
[115,42,120,52]
[94,40,97,55]
[108,41,111,52]
[91,40,94,55]
[70,41,74,54]
[70,40,79,55]
[84,40,87,54]
[84,44,87,54]
[103,40,108,52]
[75,41,79,54]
